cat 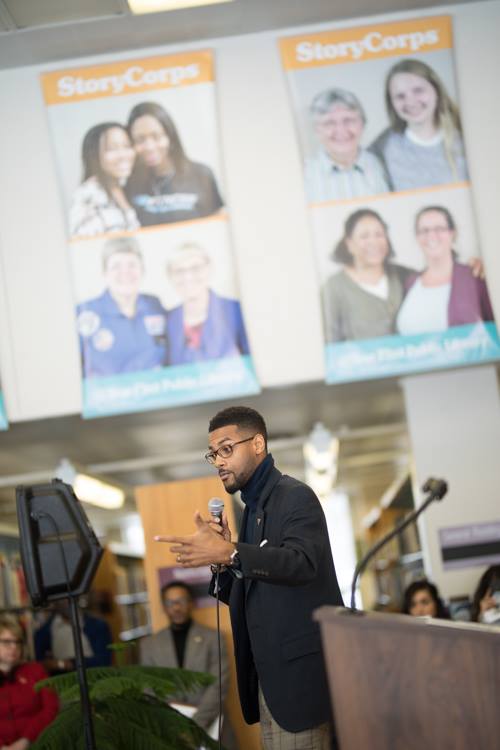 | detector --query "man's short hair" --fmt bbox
[160,581,194,601]
[208,406,268,449]
[310,87,366,124]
